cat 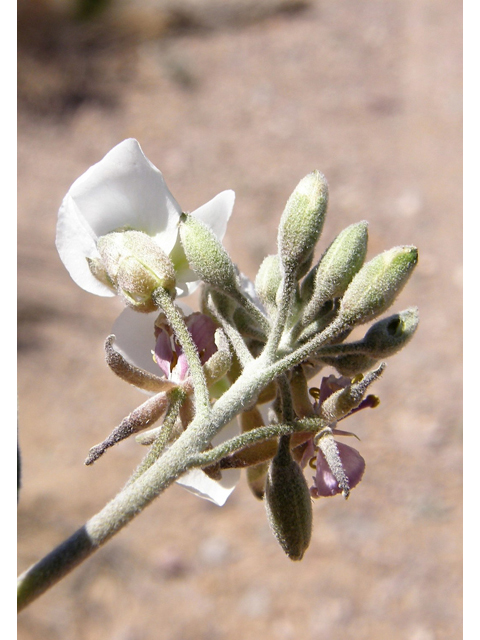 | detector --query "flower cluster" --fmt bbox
[56,139,419,559]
